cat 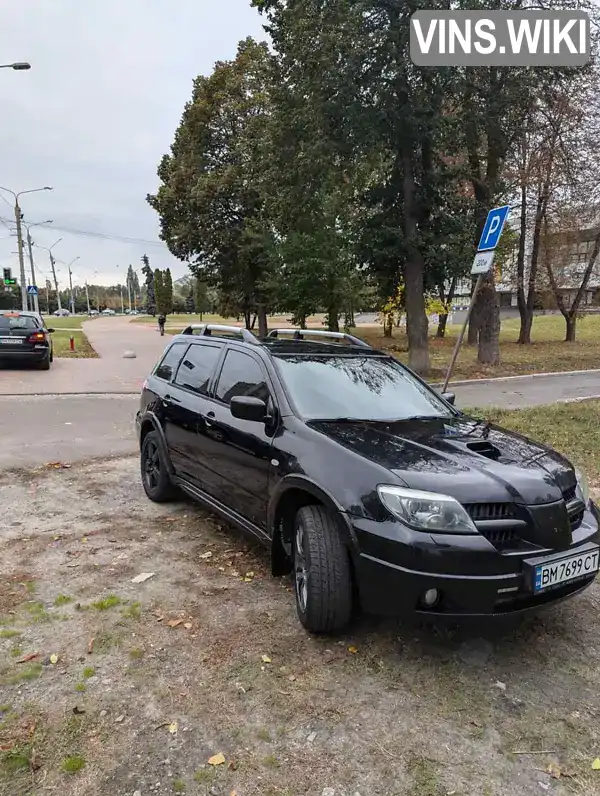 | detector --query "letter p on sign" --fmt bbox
[478,205,511,251]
